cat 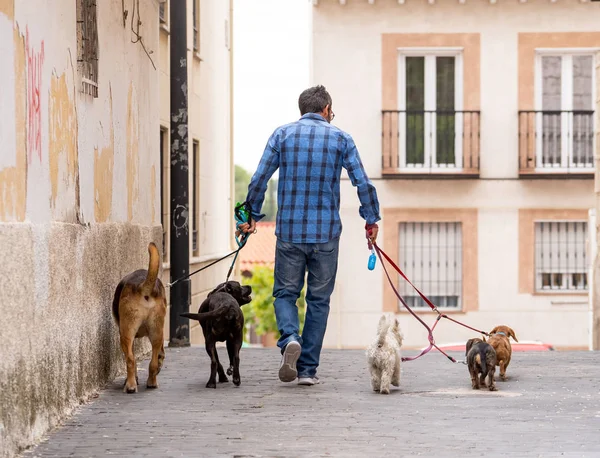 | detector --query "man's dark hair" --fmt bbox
[298,85,332,115]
